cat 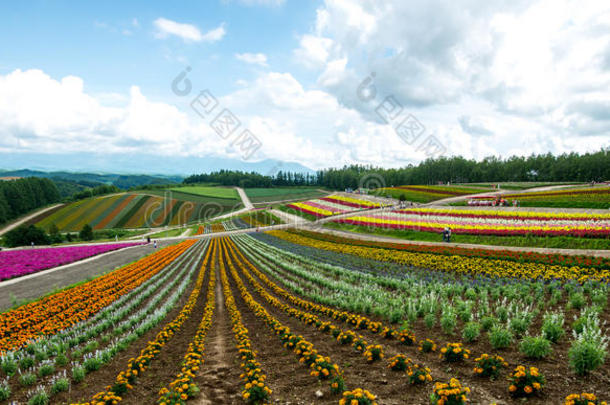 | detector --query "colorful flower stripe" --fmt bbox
[321,195,382,209]
[218,238,272,404]
[335,215,610,237]
[0,243,143,281]
[286,229,610,269]
[502,187,610,199]
[287,202,333,217]
[0,240,195,354]
[84,239,214,405]
[157,241,217,404]
[222,238,348,396]
[394,207,610,221]
[268,230,610,282]
[304,200,346,213]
